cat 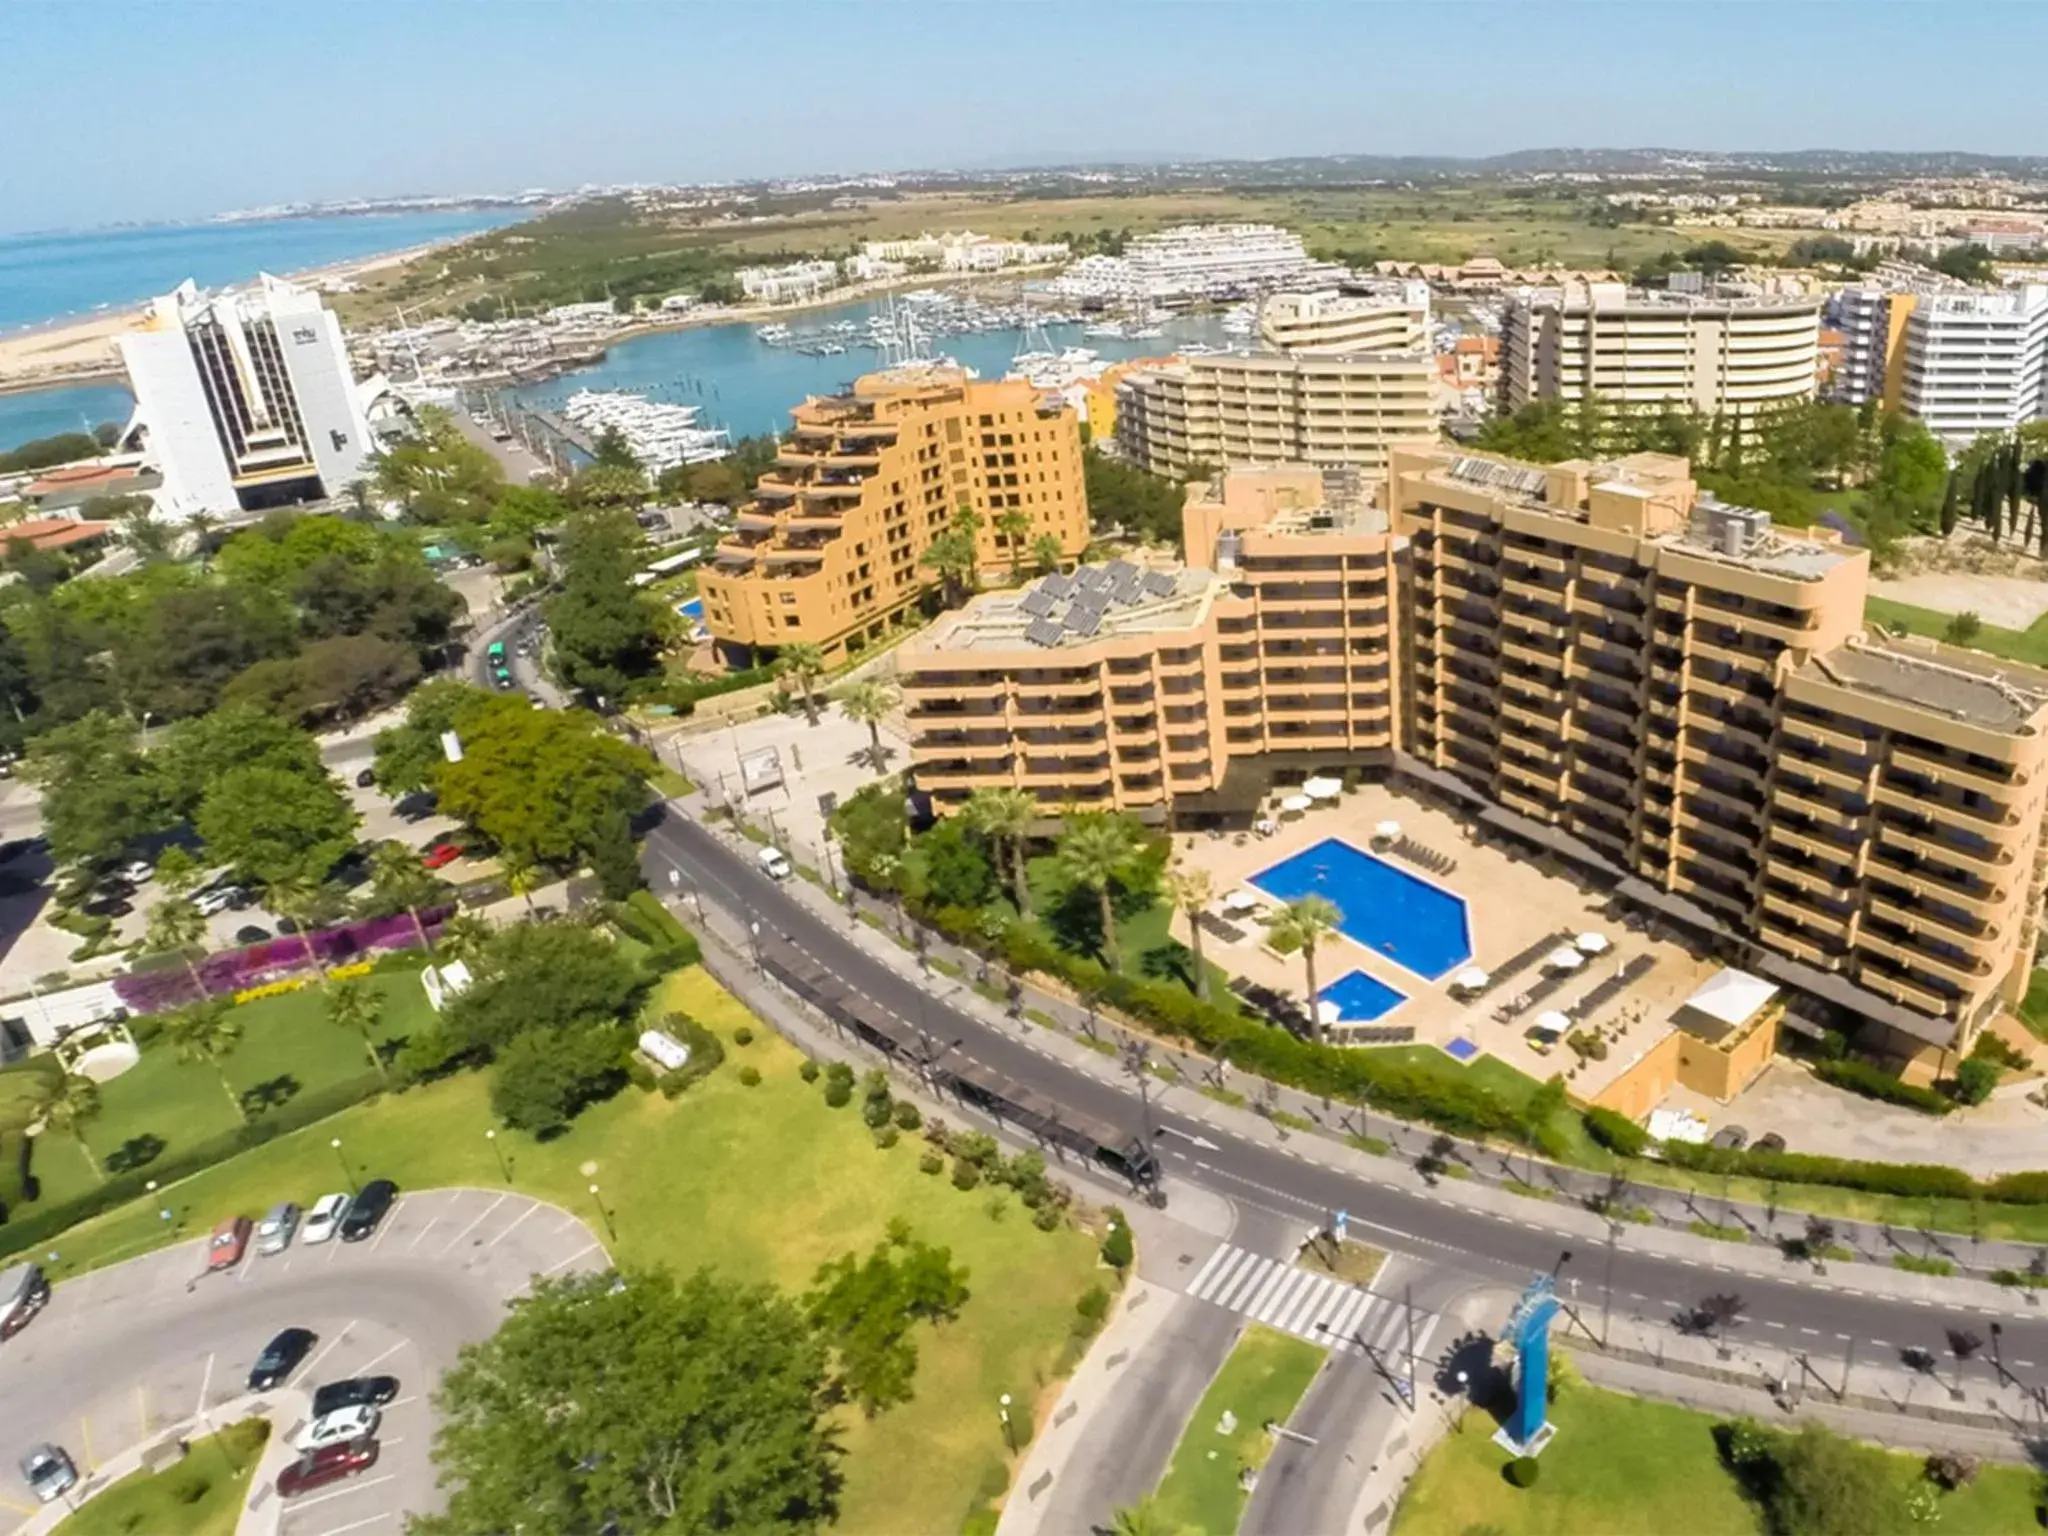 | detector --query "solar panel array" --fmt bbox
[1142,571,1177,598]
[1064,603,1103,638]
[1019,587,1058,618]
[1023,617,1066,648]
[1017,562,1178,646]
[1447,455,1548,498]
[1039,571,1076,599]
